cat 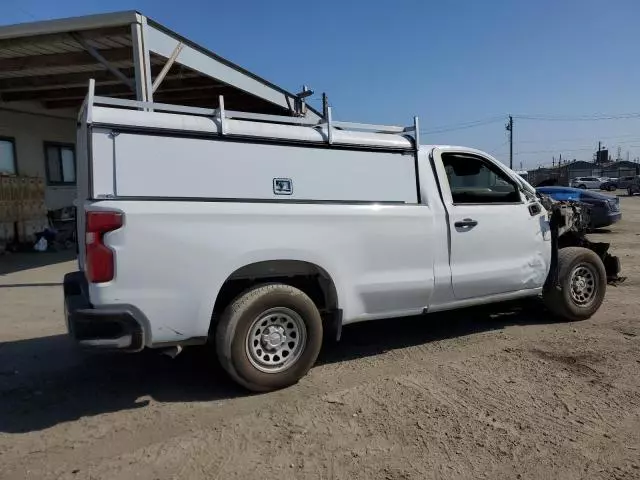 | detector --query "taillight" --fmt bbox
[85,211,123,283]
